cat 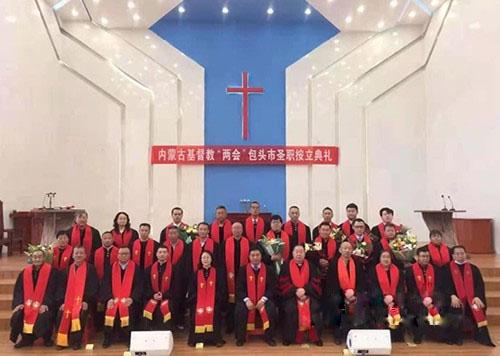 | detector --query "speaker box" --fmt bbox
[347,329,392,355]
[129,330,174,356]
